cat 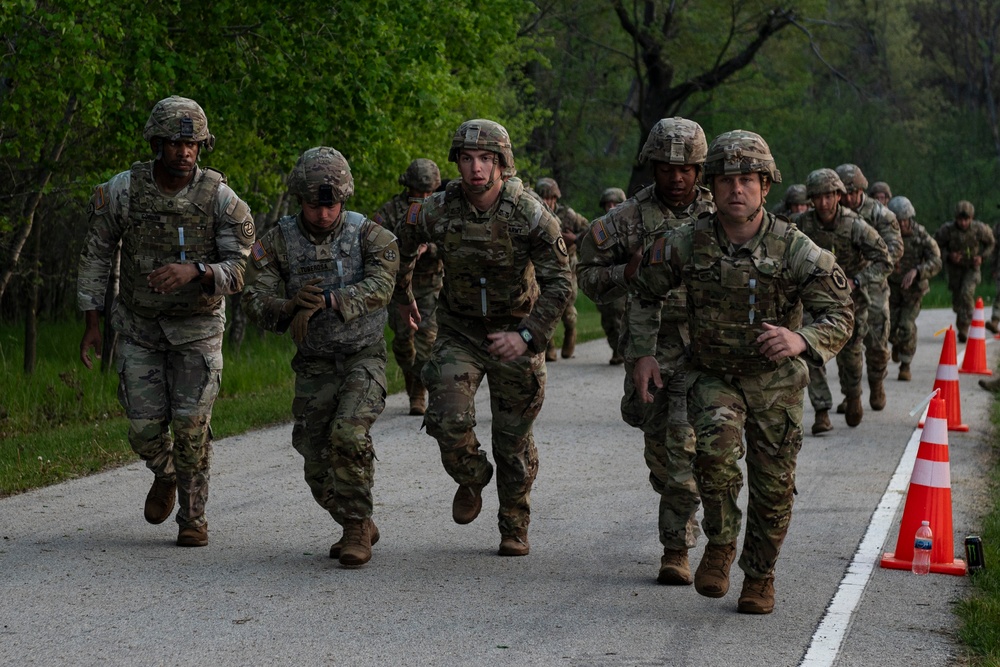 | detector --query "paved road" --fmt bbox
[0,308,993,666]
